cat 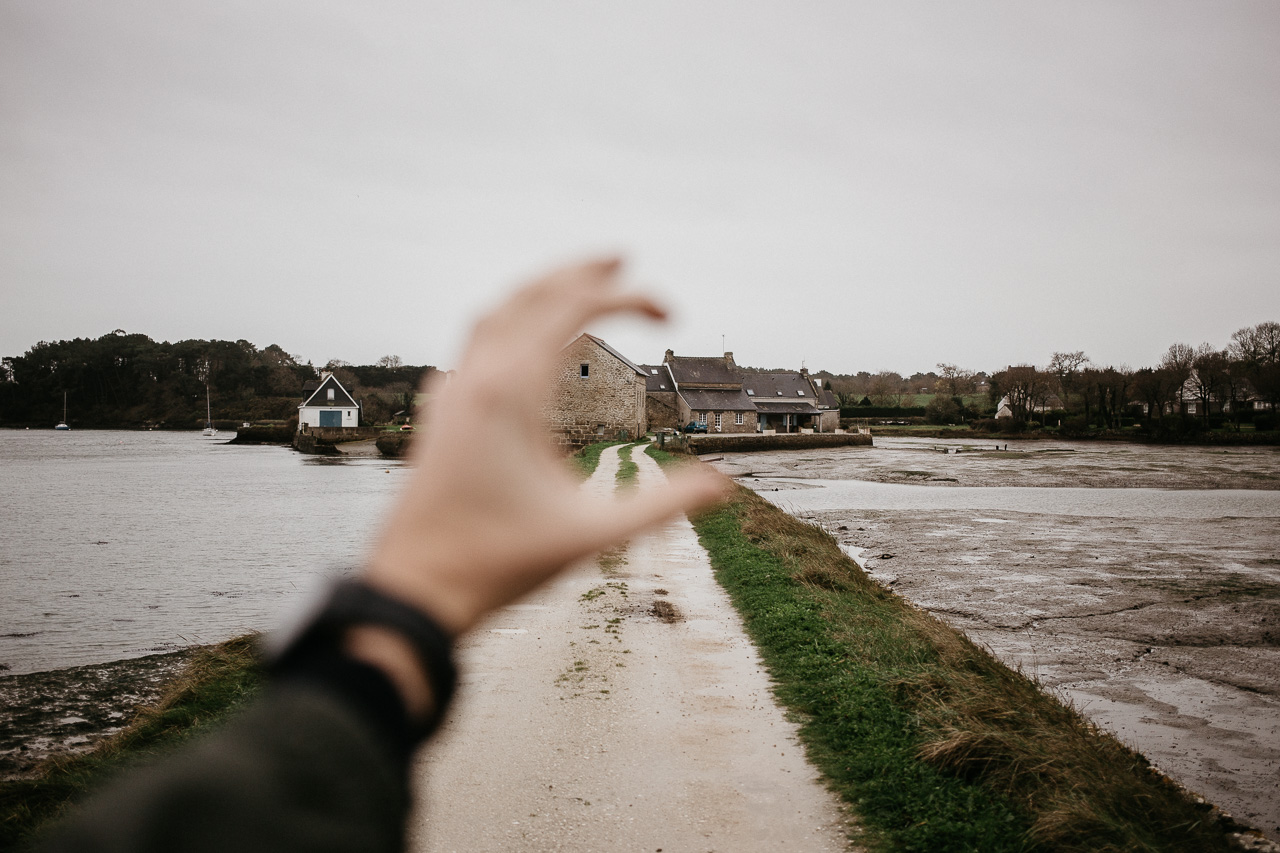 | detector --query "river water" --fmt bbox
[0,430,408,675]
